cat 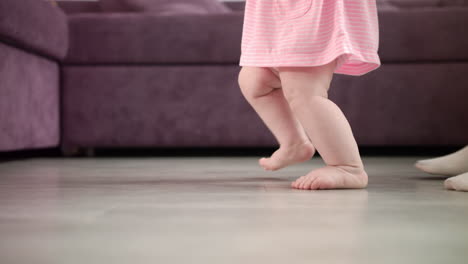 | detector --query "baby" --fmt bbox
[237,0,381,190]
